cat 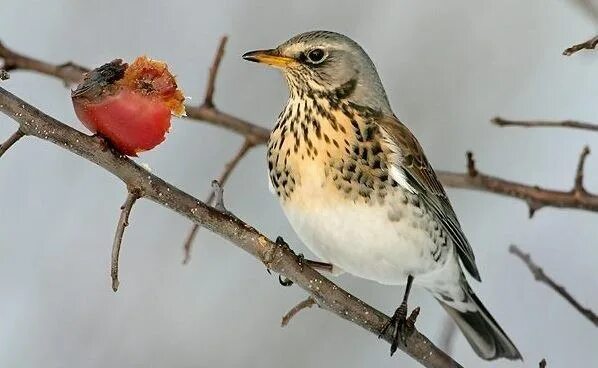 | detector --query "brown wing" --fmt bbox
[377,115,481,281]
